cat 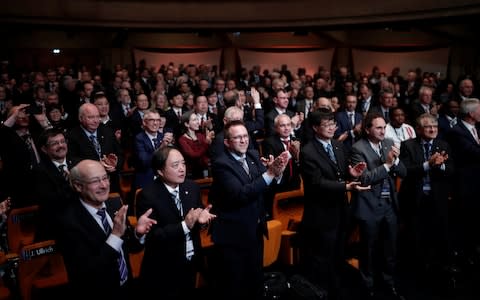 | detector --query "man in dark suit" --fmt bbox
[209,120,288,300]
[165,91,189,139]
[368,88,395,123]
[299,108,367,300]
[335,94,363,150]
[350,112,407,299]
[136,147,215,299]
[0,104,42,208]
[410,86,434,123]
[447,98,480,264]
[262,114,302,217]
[399,113,454,276]
[67,103,124,192]
[264,89,303,138]
[55,159,156,300]
[32,128,76,241]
